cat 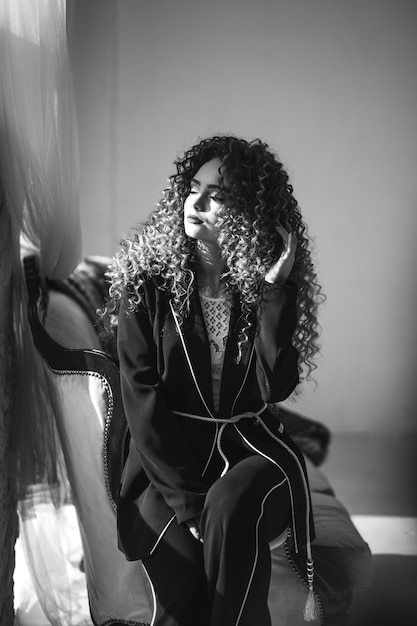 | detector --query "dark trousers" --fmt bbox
[142,455,291,626]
